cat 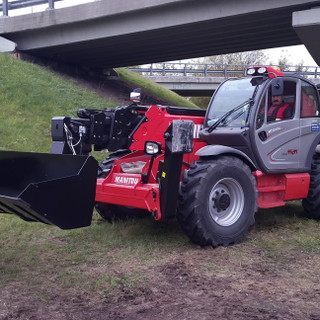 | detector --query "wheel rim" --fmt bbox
[208,178,244,226]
